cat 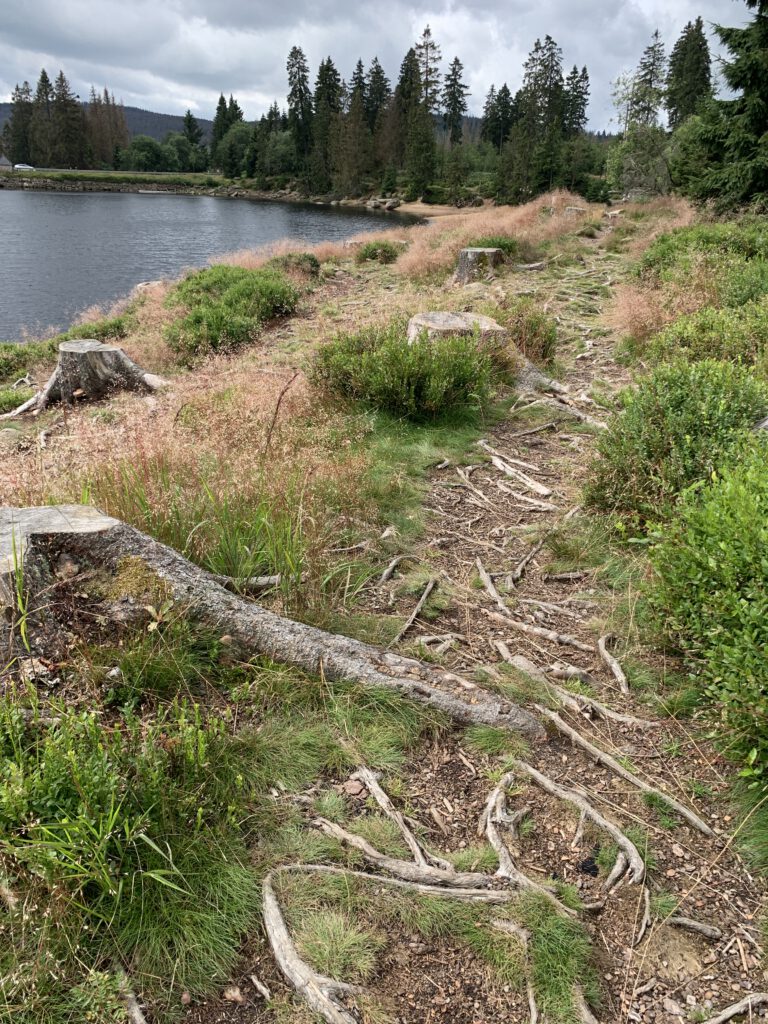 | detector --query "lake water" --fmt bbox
[0,190,409,341]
